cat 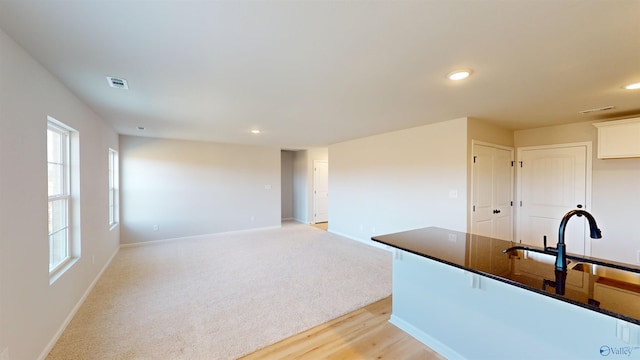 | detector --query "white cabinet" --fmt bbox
[593,117,640,159]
